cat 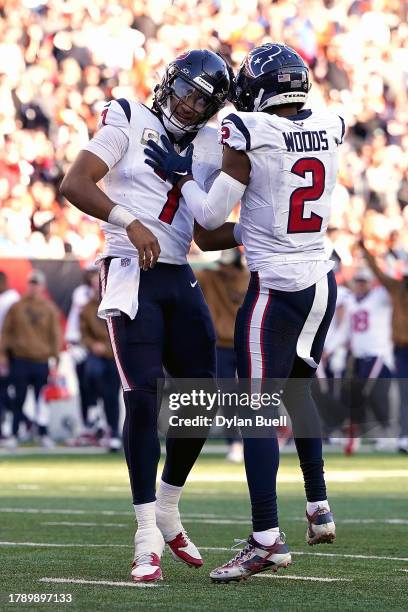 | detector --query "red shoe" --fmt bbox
[167,531,203,568]
[131,552,162,583]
